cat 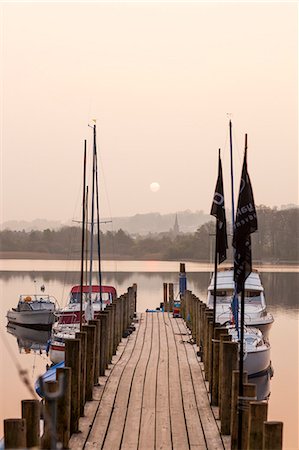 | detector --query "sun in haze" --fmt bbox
[150,182,160,192]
